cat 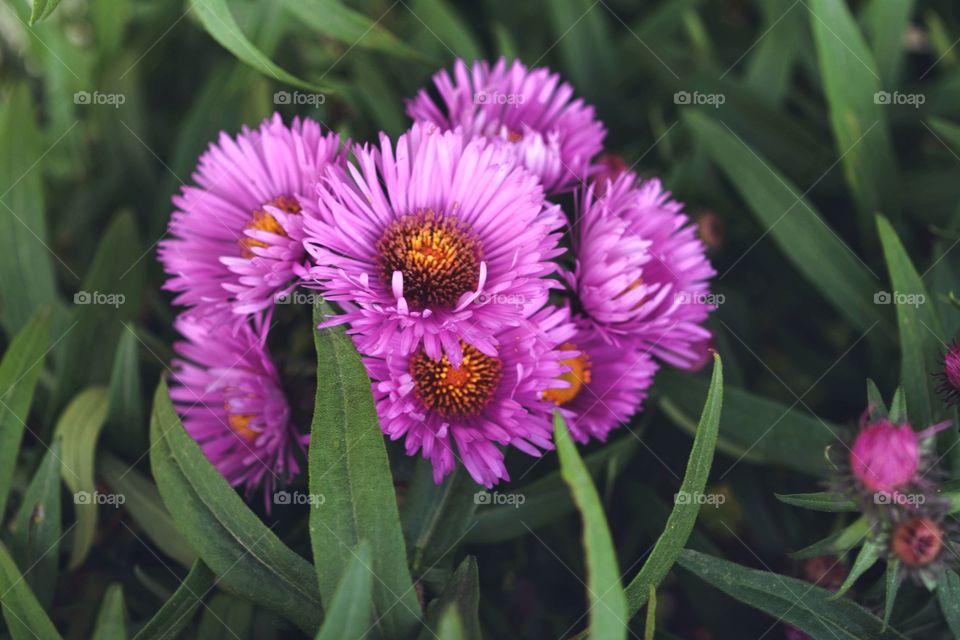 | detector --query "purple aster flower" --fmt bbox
[169,315,305,500]
[936,341,960,407]
[406,58,606,193]
[567,172,716,369]
[159,113,343,321]
[365,305,574,487]
[547,319,658,443]
[302,123,564,367]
